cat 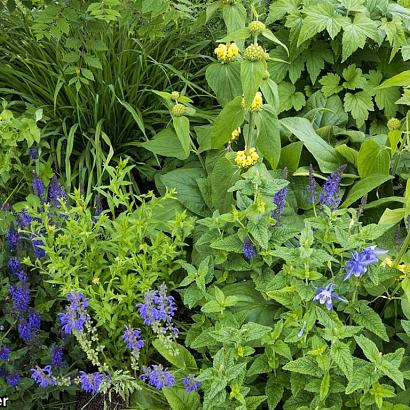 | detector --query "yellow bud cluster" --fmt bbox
[171,91,180,101]
[235,147,259,168]
[387,117,401,131]
[243,44,268,62]
[172,103,186,117]
[248,20,265,34]
[231,127,241,141]
[250,91,263,111]
[214,43,239,64]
